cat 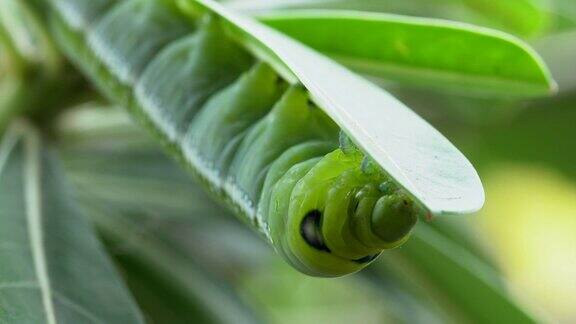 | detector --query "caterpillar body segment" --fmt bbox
[46,0,421,277]
[268,158,325,275]
[136,19,253,140]
[185,63,284,178]
[258,140,335,230]
[227,86,339,207]
[88,0,191,86]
